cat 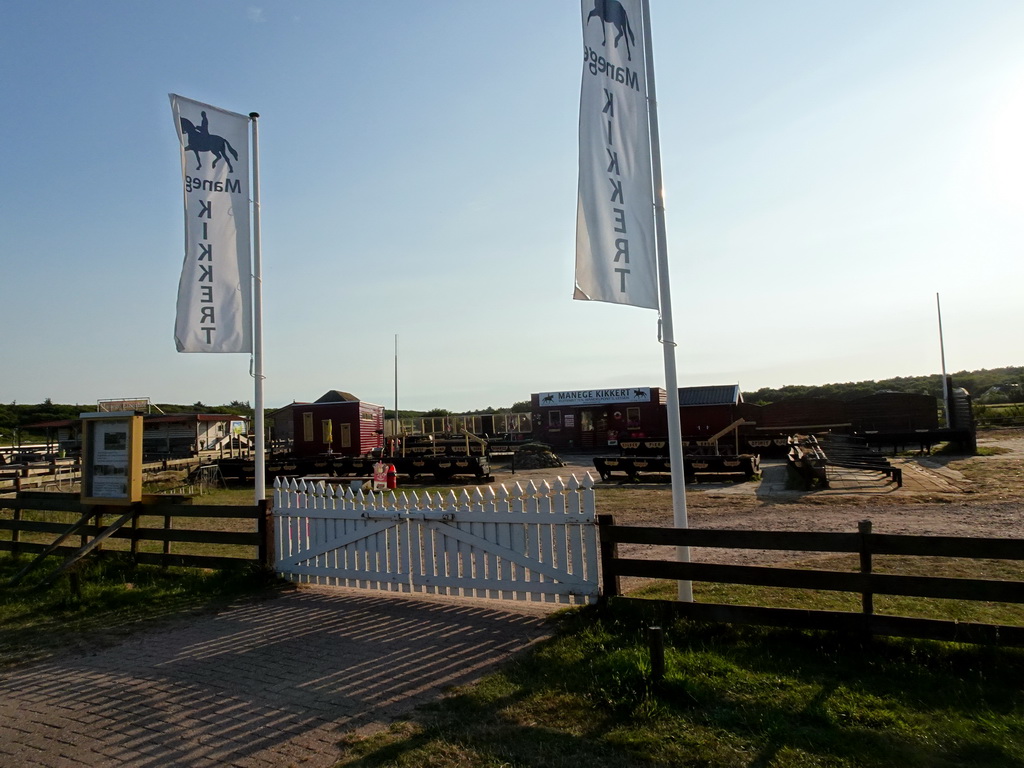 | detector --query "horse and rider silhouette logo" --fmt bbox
[587,0,636,61]
[179,110,239,173]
